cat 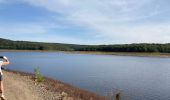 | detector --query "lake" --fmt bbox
[1,51,170,100]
